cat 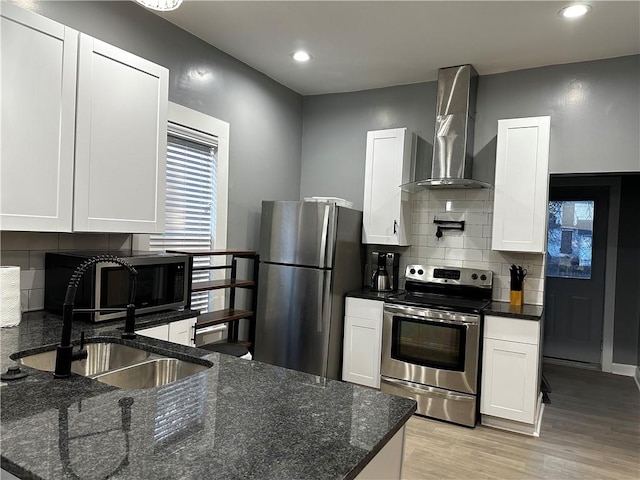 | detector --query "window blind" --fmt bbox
[150,125,218,313]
